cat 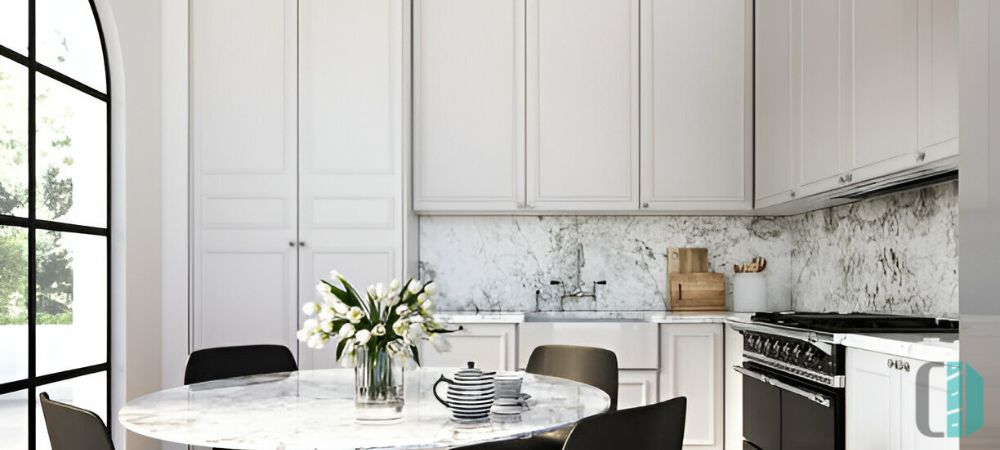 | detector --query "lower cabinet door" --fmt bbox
[617,369,658,410]
[660,324,724,449]
[418,323,517,372]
